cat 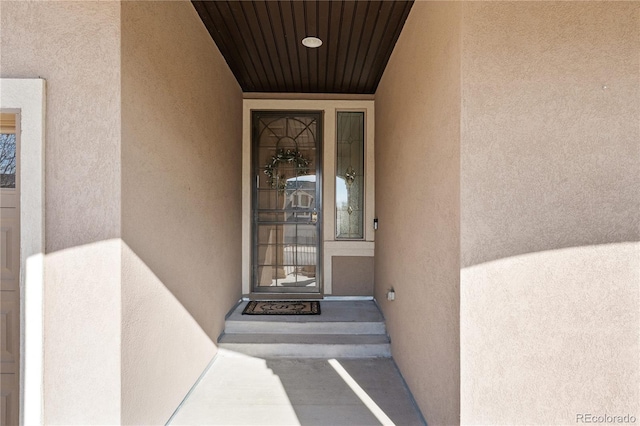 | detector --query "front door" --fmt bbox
[251,111,322,294]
